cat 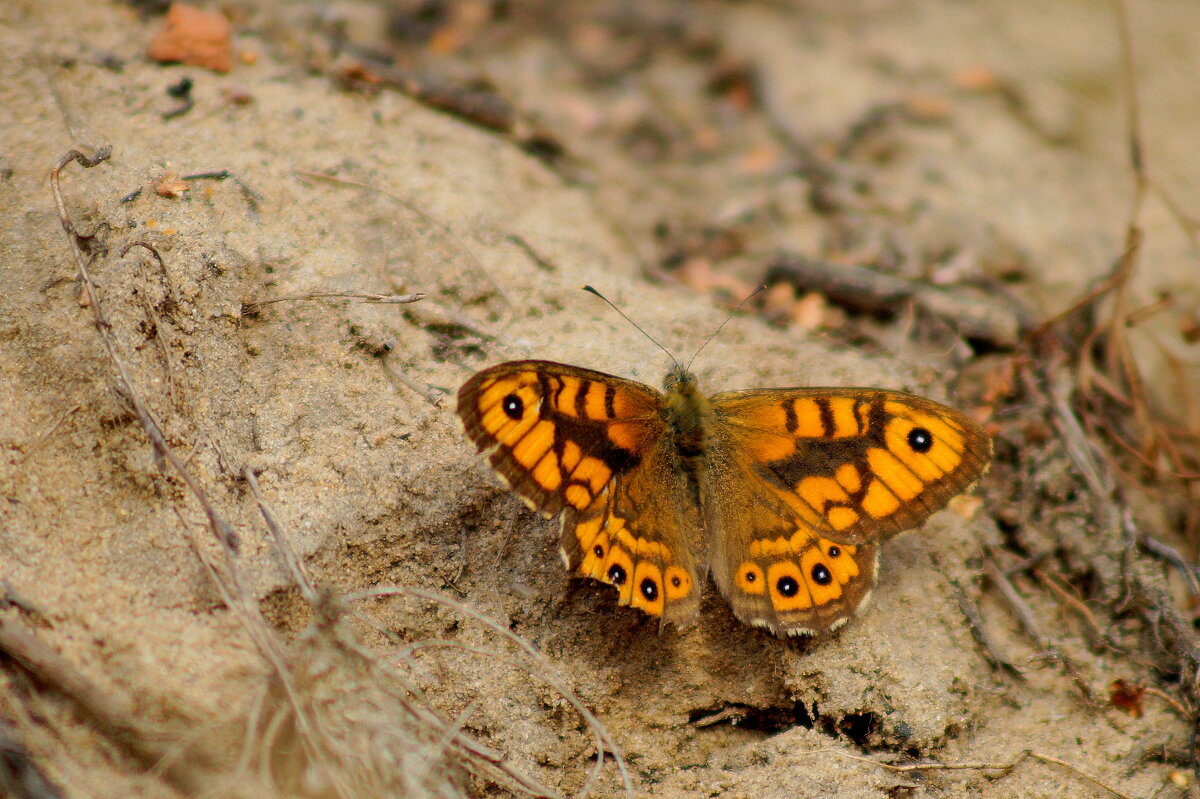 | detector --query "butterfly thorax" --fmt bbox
[663,365,712,463]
